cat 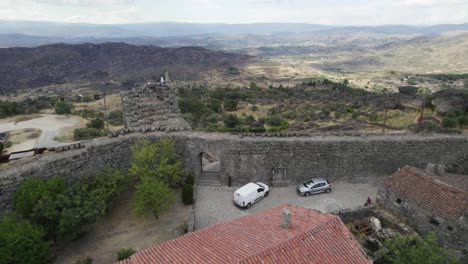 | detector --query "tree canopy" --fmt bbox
[0,216,51,264]
[381,233,461,264]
